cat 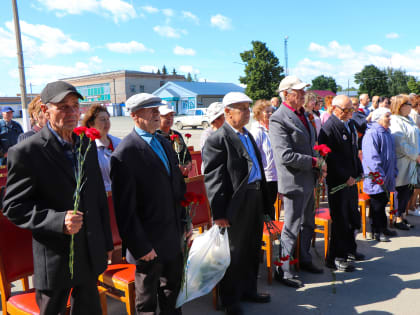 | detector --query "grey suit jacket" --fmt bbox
[269,104,317,195]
